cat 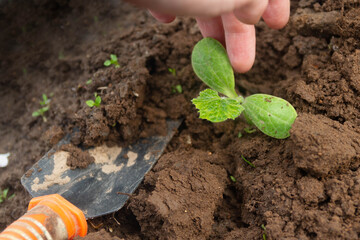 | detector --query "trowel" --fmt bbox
[0,120,181,240]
